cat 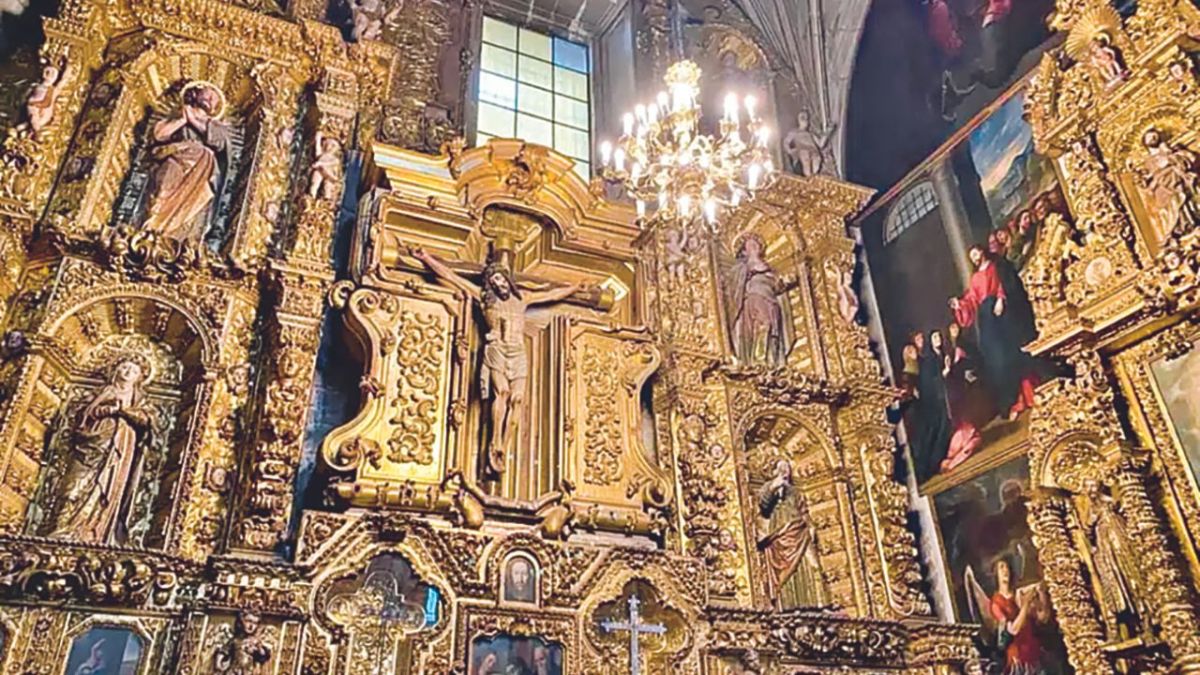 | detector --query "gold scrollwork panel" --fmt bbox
[323,284,457,503]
